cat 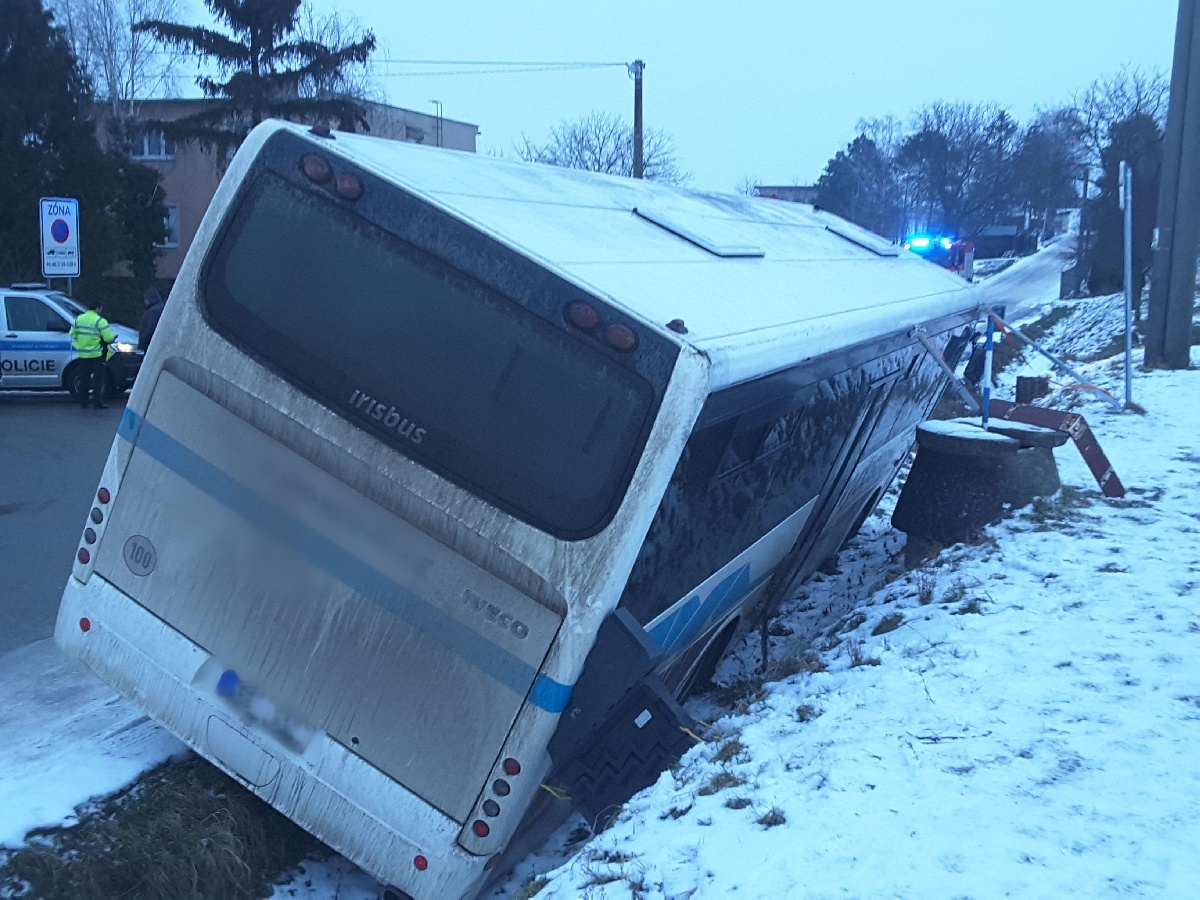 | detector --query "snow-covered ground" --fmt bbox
[489,339,1200,899]
[3,284,1197,899]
